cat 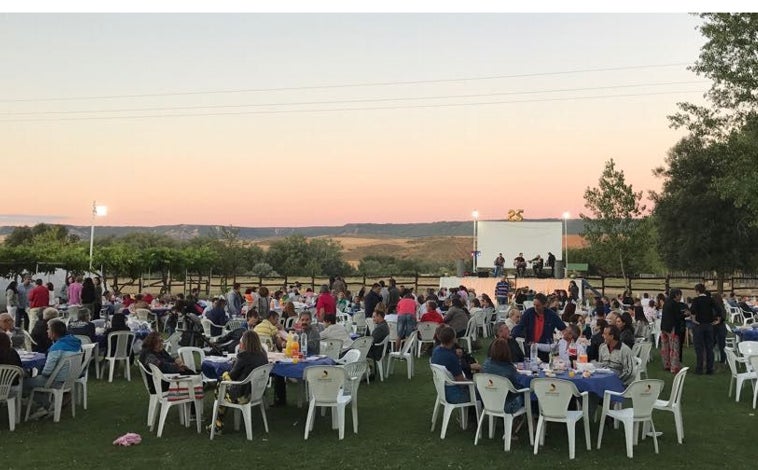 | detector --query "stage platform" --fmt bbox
[439,276,578,297]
